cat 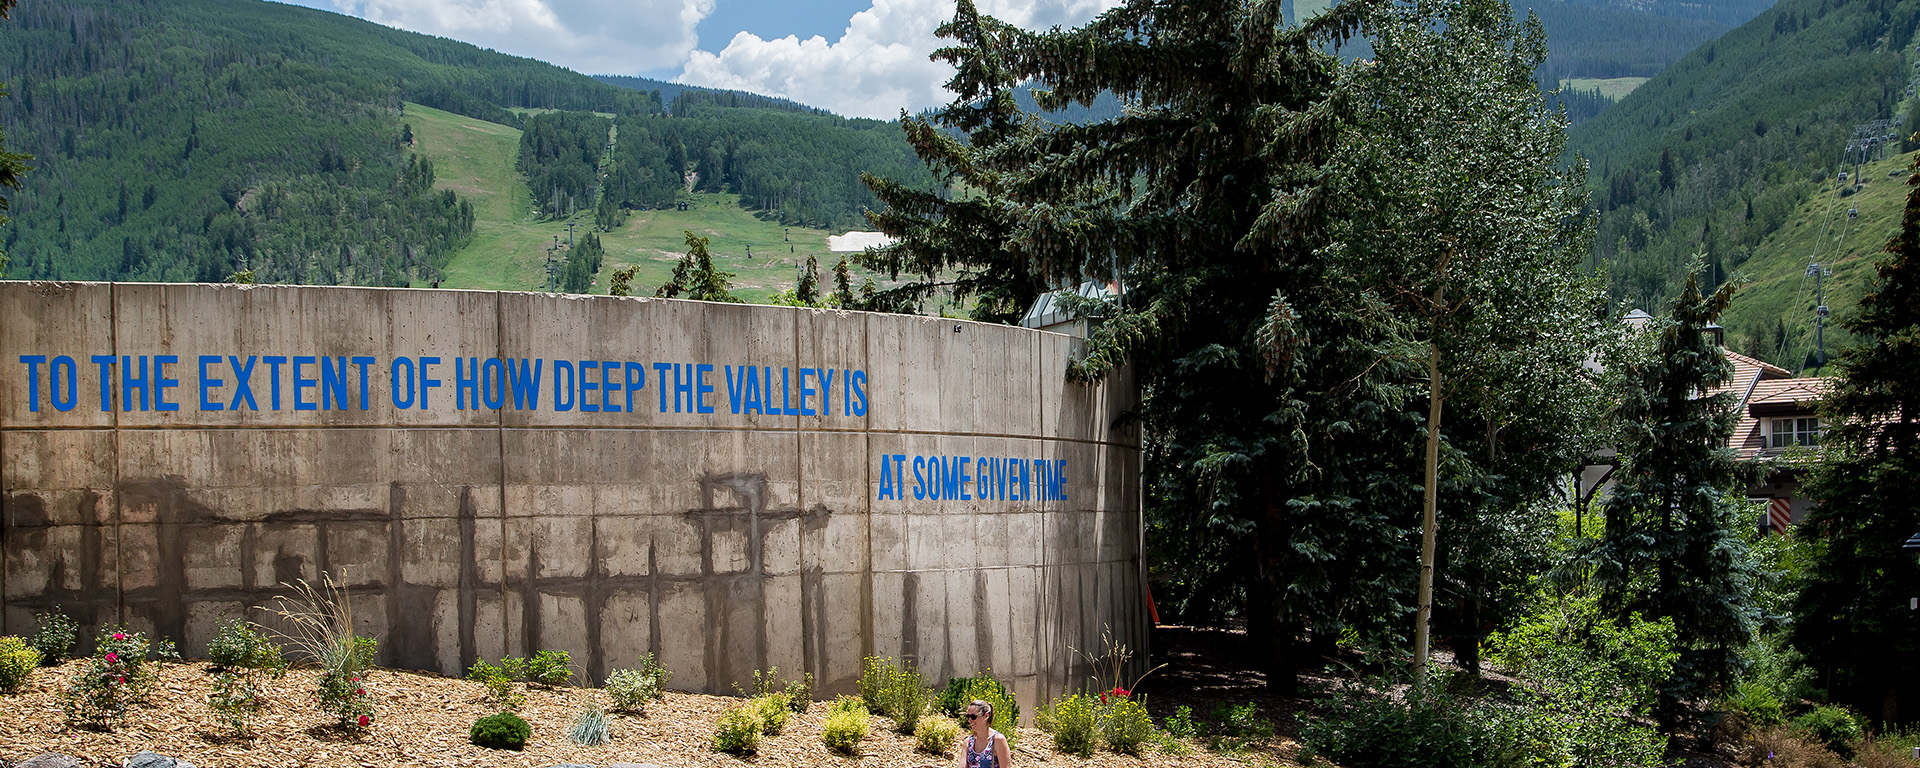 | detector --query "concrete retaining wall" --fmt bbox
[0,281,1144,705]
